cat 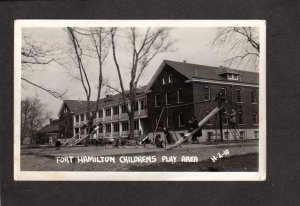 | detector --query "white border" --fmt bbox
[14,20,266,181]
